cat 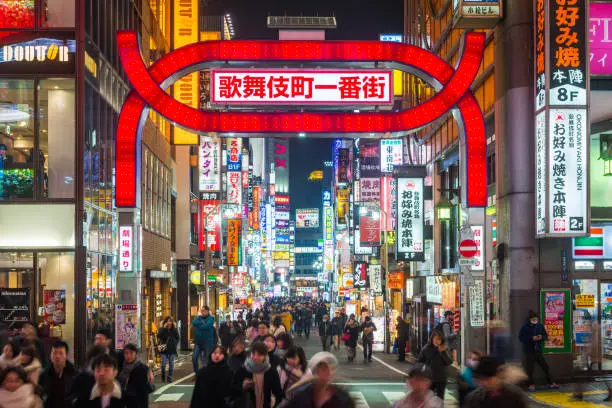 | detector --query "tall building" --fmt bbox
[0,0,172,363]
